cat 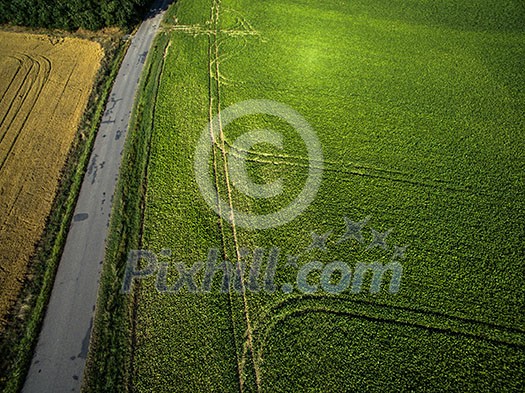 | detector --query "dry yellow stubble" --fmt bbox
[0,31,103,329]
